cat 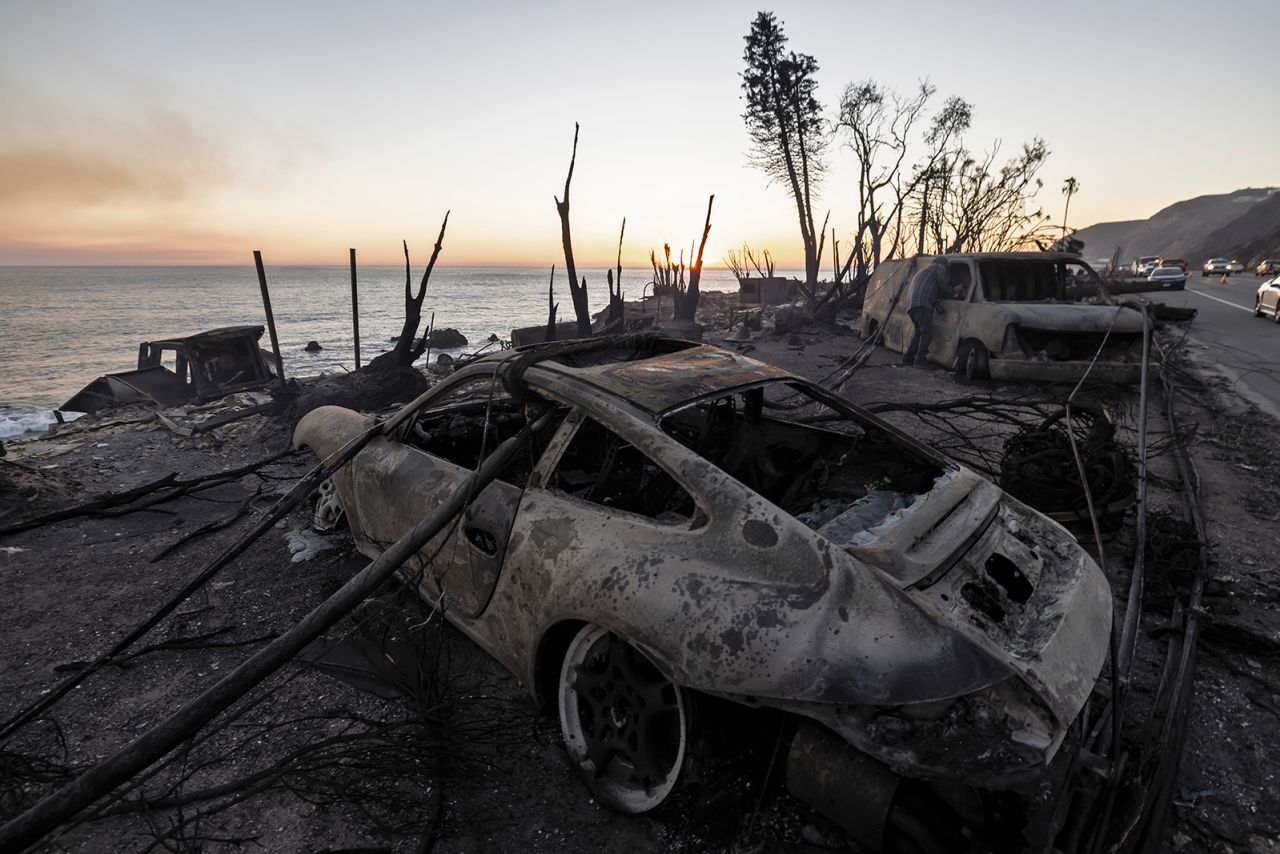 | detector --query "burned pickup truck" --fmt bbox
[58,326,276,418]
[295,336,1112,850]
[860,253,1144,382]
